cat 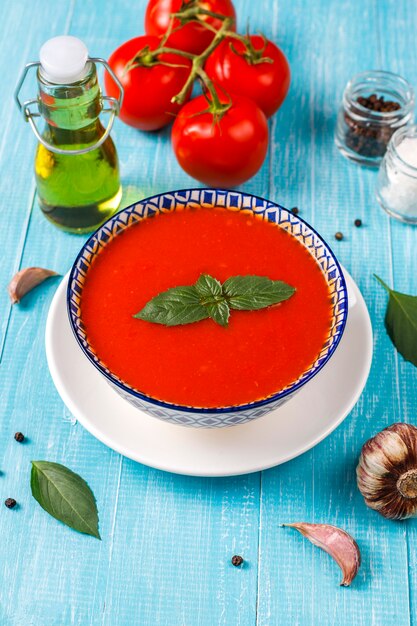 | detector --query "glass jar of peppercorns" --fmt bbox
[335,70,415,167]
